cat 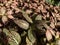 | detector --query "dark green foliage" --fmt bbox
[46,0,60,6]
